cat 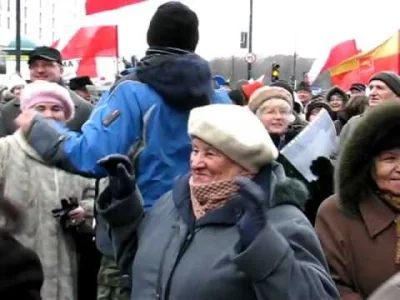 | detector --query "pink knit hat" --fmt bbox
[20,80,75,121]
